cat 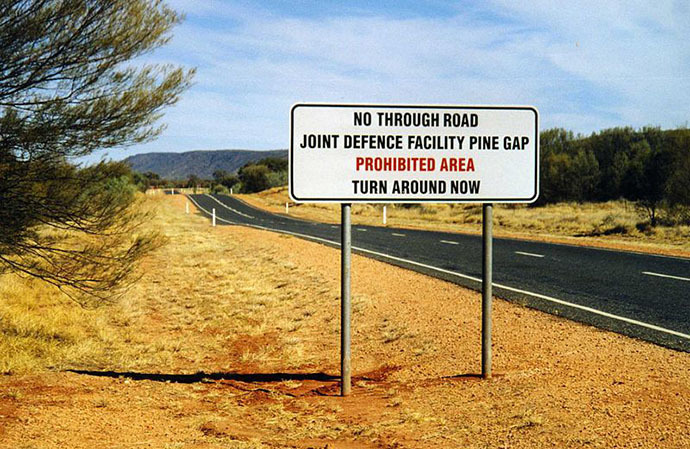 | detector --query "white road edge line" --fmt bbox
[440,240,459,245]
[357,228,367,232]
[188,196,239,225]
[187,195,690,341]
[204,194,254,219]
[392,233,406,237]
[643,271,690,282]
[515,251,545,258]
